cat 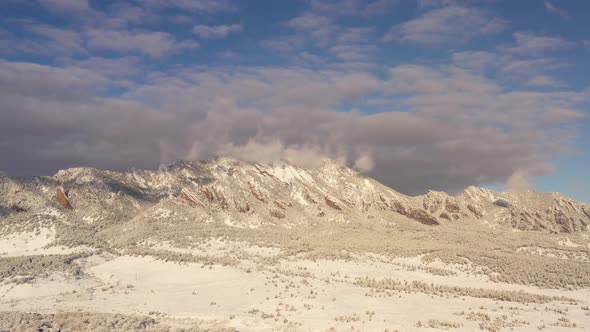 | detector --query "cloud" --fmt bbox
[1,0,588,202]
[284,12,343,47]
[526,75,565,88]
[38,0,92,13]
[298,52,325,64]
[453,32,575,84]
[141,0,235,12]
[285,11,335,32]
[282,13,378,63]
[98,3,159,28]
[384,6,506,45]
[544,0,570,20]
[260,35,306,54]
[416,0,487,8]
[86,28,199,57]
[1,59,587,196]
[506,169,533,192]
[504,32,576,56]
[499,58,564,76]
[60,56,141,78]
[168,15,193,24]
[354,152,375,172]
[23,24,86,55]
[192,24,243,39]
[0,60,108,96]
[540,107,586,125]
[336,27,374,43]
[308,0,399,17]
[329,44,378,61]
[2,24,198,59]
[216,140,331,169]
[452,51,497,72]
[0,24,86,58]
